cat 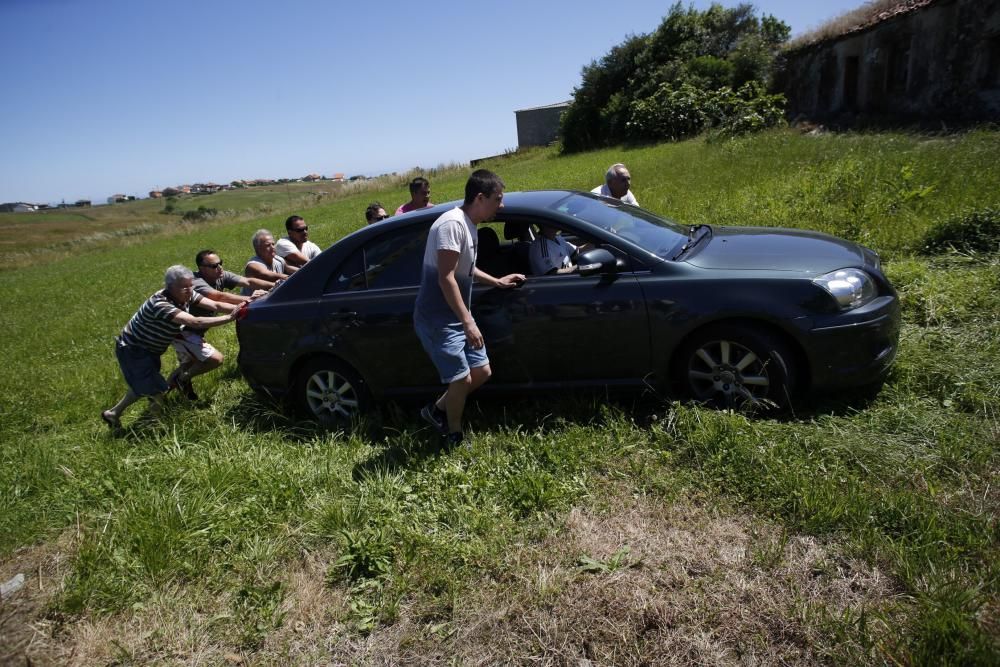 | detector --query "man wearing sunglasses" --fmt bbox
[166,250,270,401]
[275,214,322,269]
[365,202,388,225]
